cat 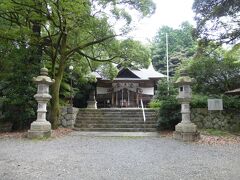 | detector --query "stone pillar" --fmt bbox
[87,90,97,109]
[173,70,200,142]
[28,68,54,139]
